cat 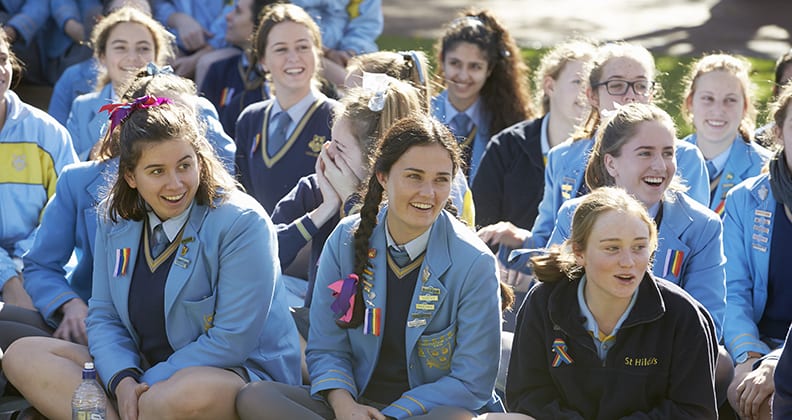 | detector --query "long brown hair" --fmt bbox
[435,8,534,134]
